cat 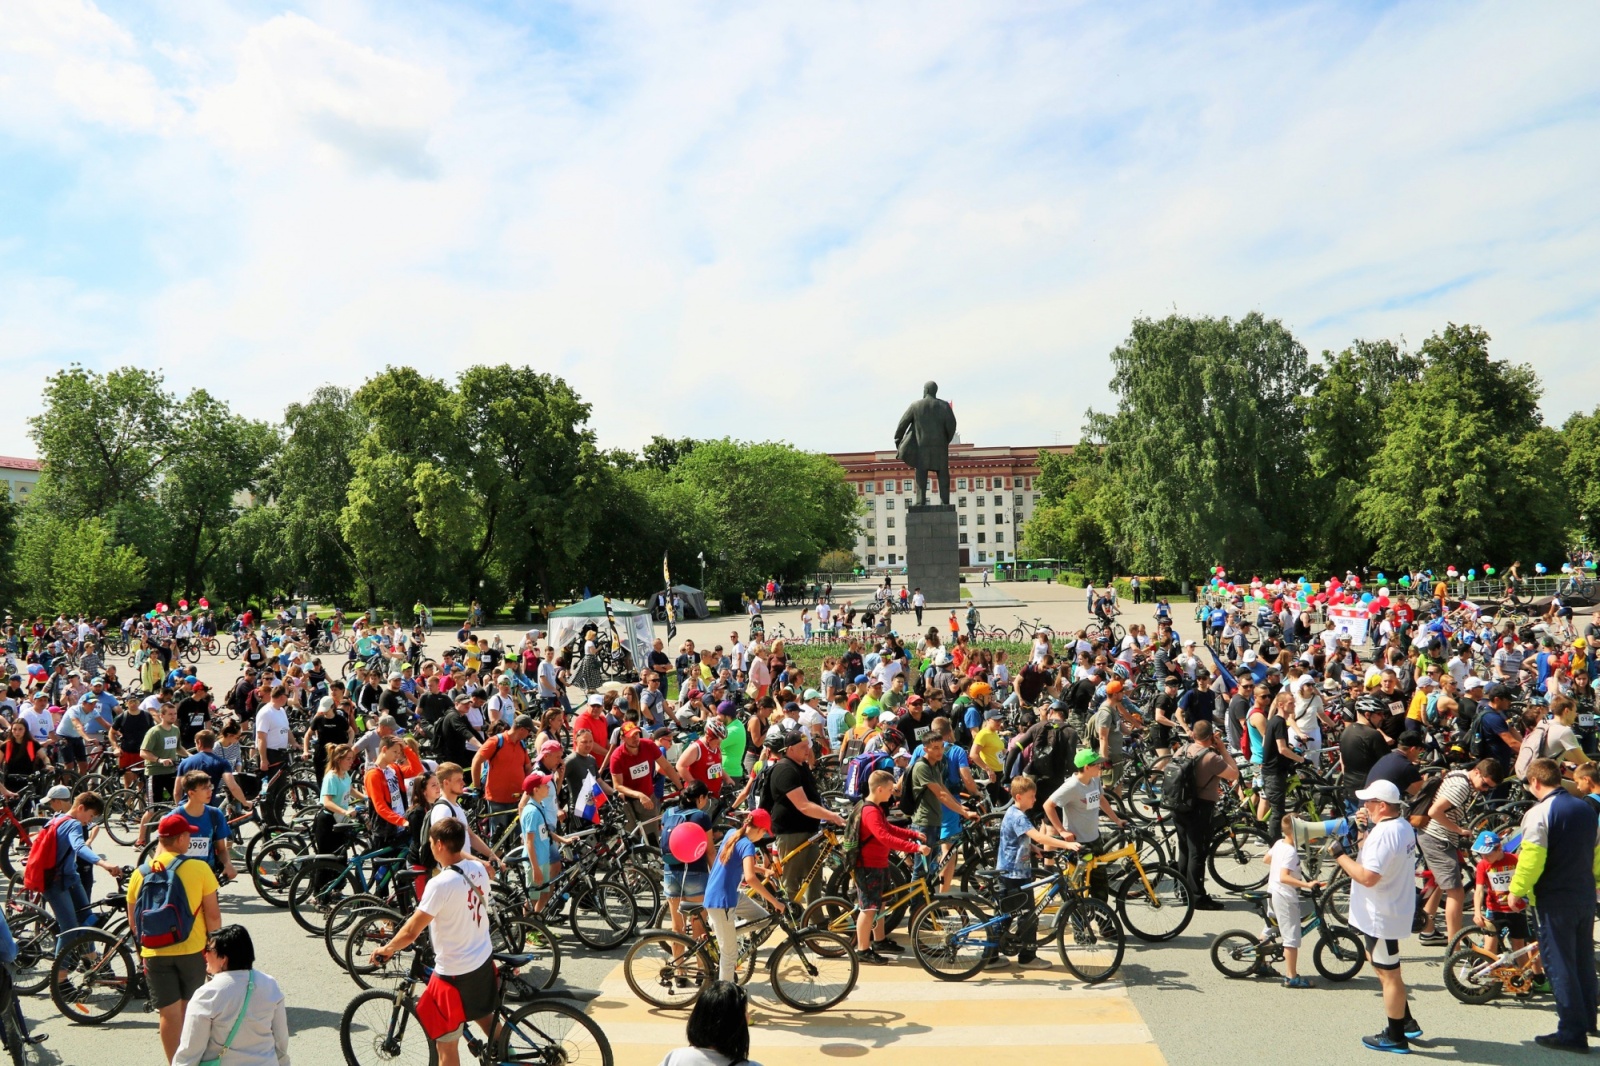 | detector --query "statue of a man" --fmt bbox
[894,381,958,507]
